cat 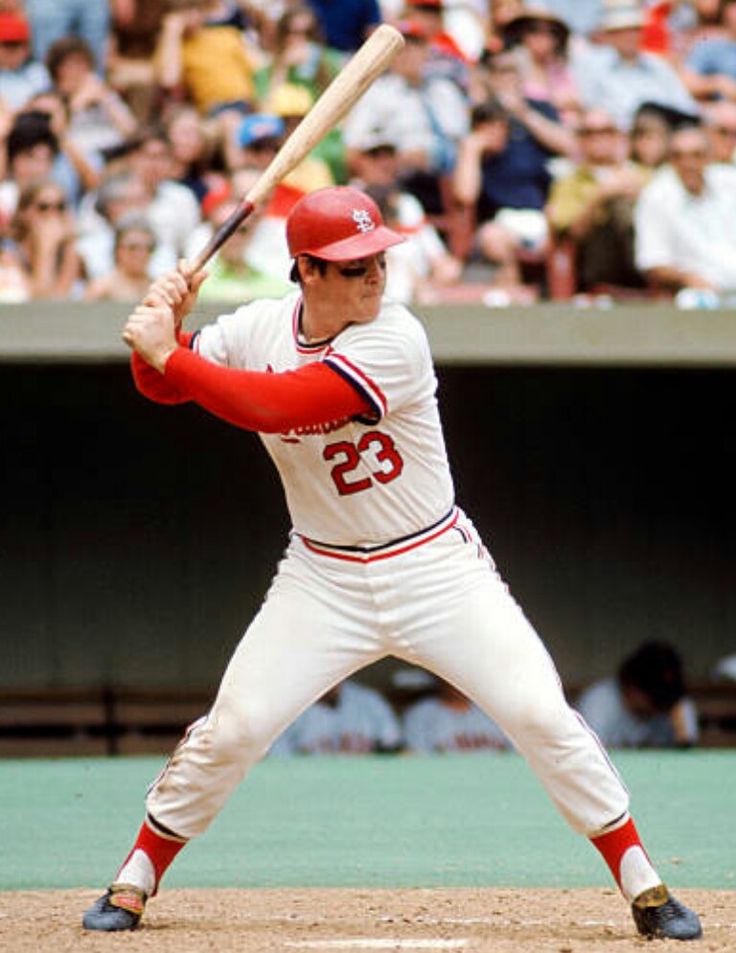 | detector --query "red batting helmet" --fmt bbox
[286,186,405,261]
